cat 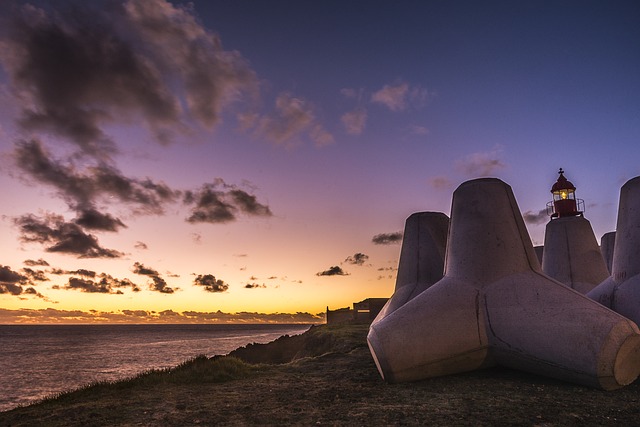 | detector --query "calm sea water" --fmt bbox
[0,323,311,412]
